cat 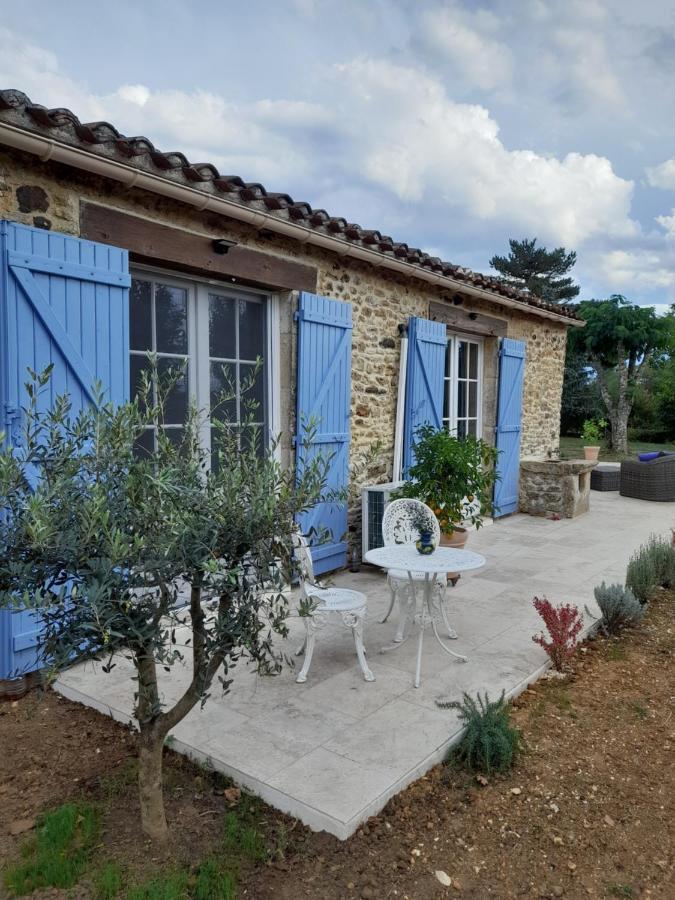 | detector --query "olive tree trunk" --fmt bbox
[133,586,227,842]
